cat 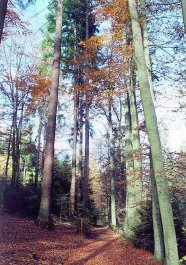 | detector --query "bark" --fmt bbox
[124,90,140,239]
[0,0,8,43]
[15,102,24,186]
[125,68,143,238]
[150,151,165,261]
[77,95,83,206]
[5,124,12,178]
[35,109,43,188]
[38,0,63,226]
[83,3,90,209]
[108,104,116,228]
[139,0,155,102]
[128,0,179,263]
[69,88,78,218]
[83,89,90,208]
[139,3,164,259]
[181,0,186,32]
[11,111,18,186]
